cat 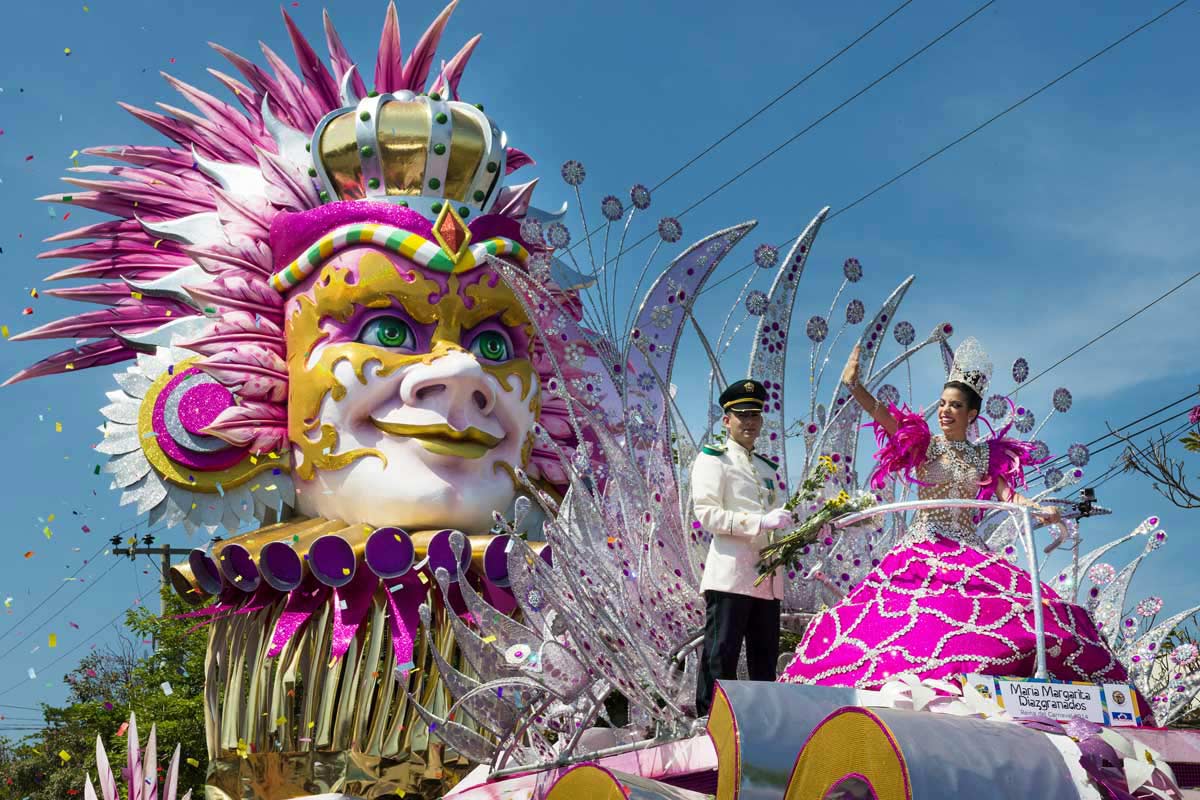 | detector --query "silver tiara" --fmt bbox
[947,336,992,397]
